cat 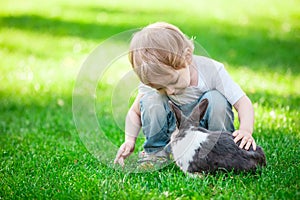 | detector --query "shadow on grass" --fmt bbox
[0,14,135,42]
[0,7,299,74]
[188,23,300,74]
